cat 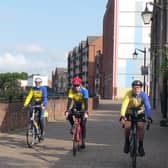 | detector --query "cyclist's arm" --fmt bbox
[66,89,74,111]
[66,98,73,111]
[42,86,48,107]
[120,91,130,117]
[143,93,152,118]
[24,89,33,107]
[84,98,88,111]
[81,87,89,112]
